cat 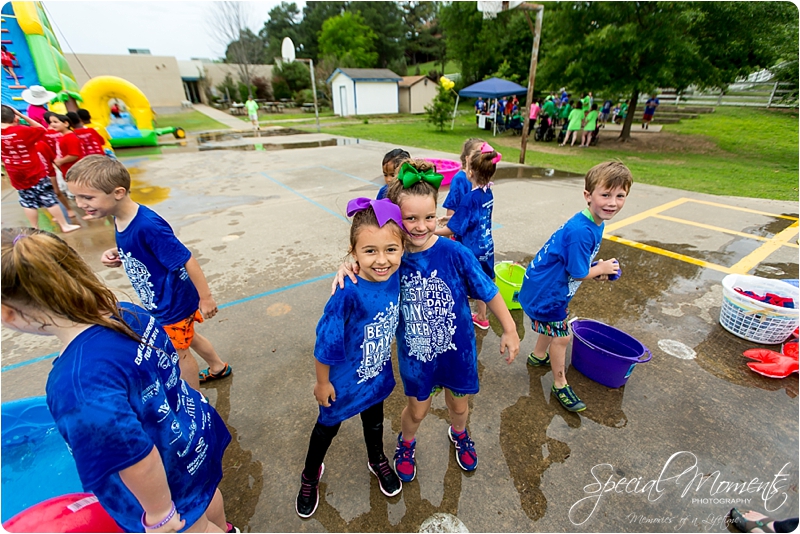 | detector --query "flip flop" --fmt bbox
[198,363,232,383]
[728,508,776,533]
